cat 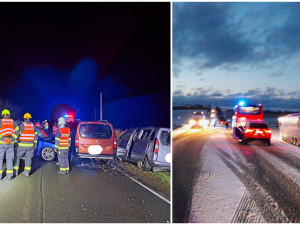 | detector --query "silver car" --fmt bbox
[117,127,170,172]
